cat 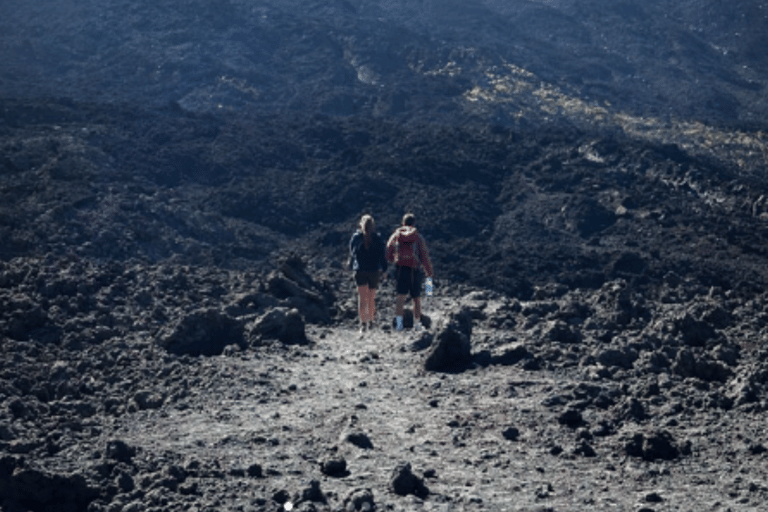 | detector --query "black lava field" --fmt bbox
[2,1,768,511]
